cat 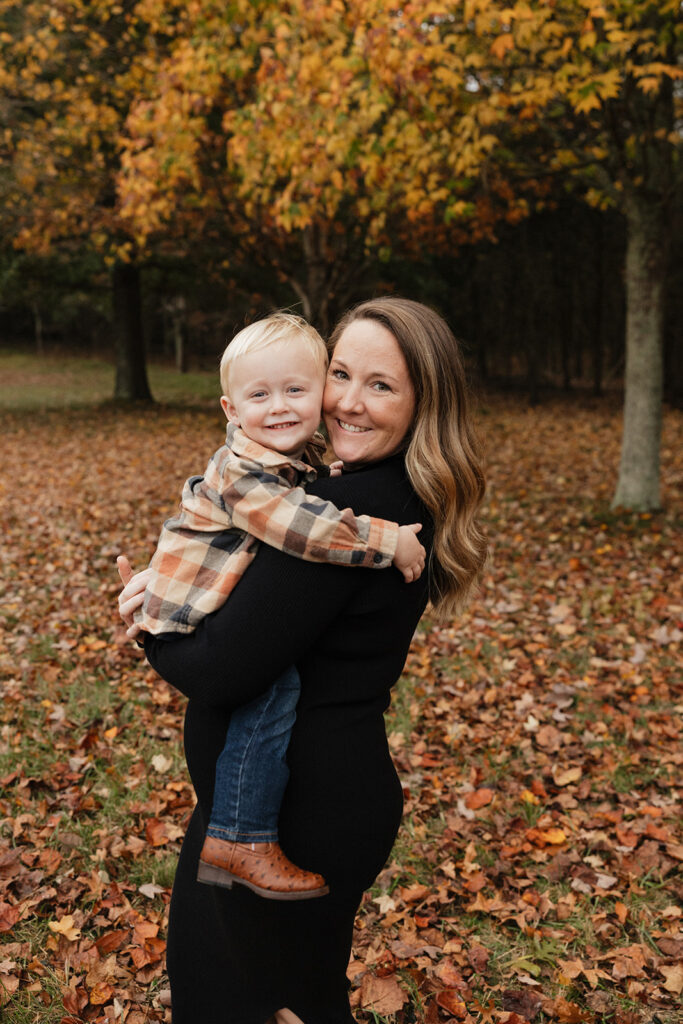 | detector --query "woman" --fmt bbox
[118,298,487,1023]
